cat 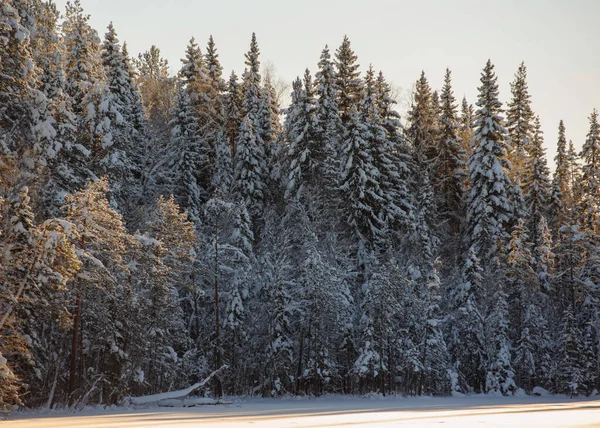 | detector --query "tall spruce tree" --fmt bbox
[466,60,513,263]
[433,69,467,235]
[334,36,362,124]
[506,62,534,180]
[579,109,600,234]
[550,120,570,227]
[522,116,552,245]
[315,45,343,193]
